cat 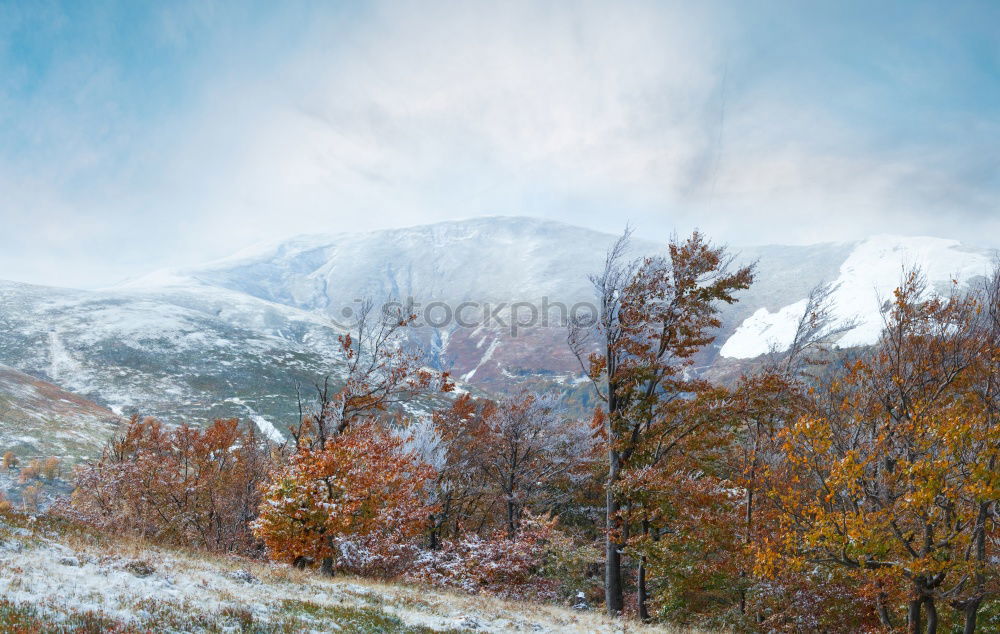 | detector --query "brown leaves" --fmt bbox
[253,420,435,575]
[758,266,1000,628]
[67,416,274,556]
